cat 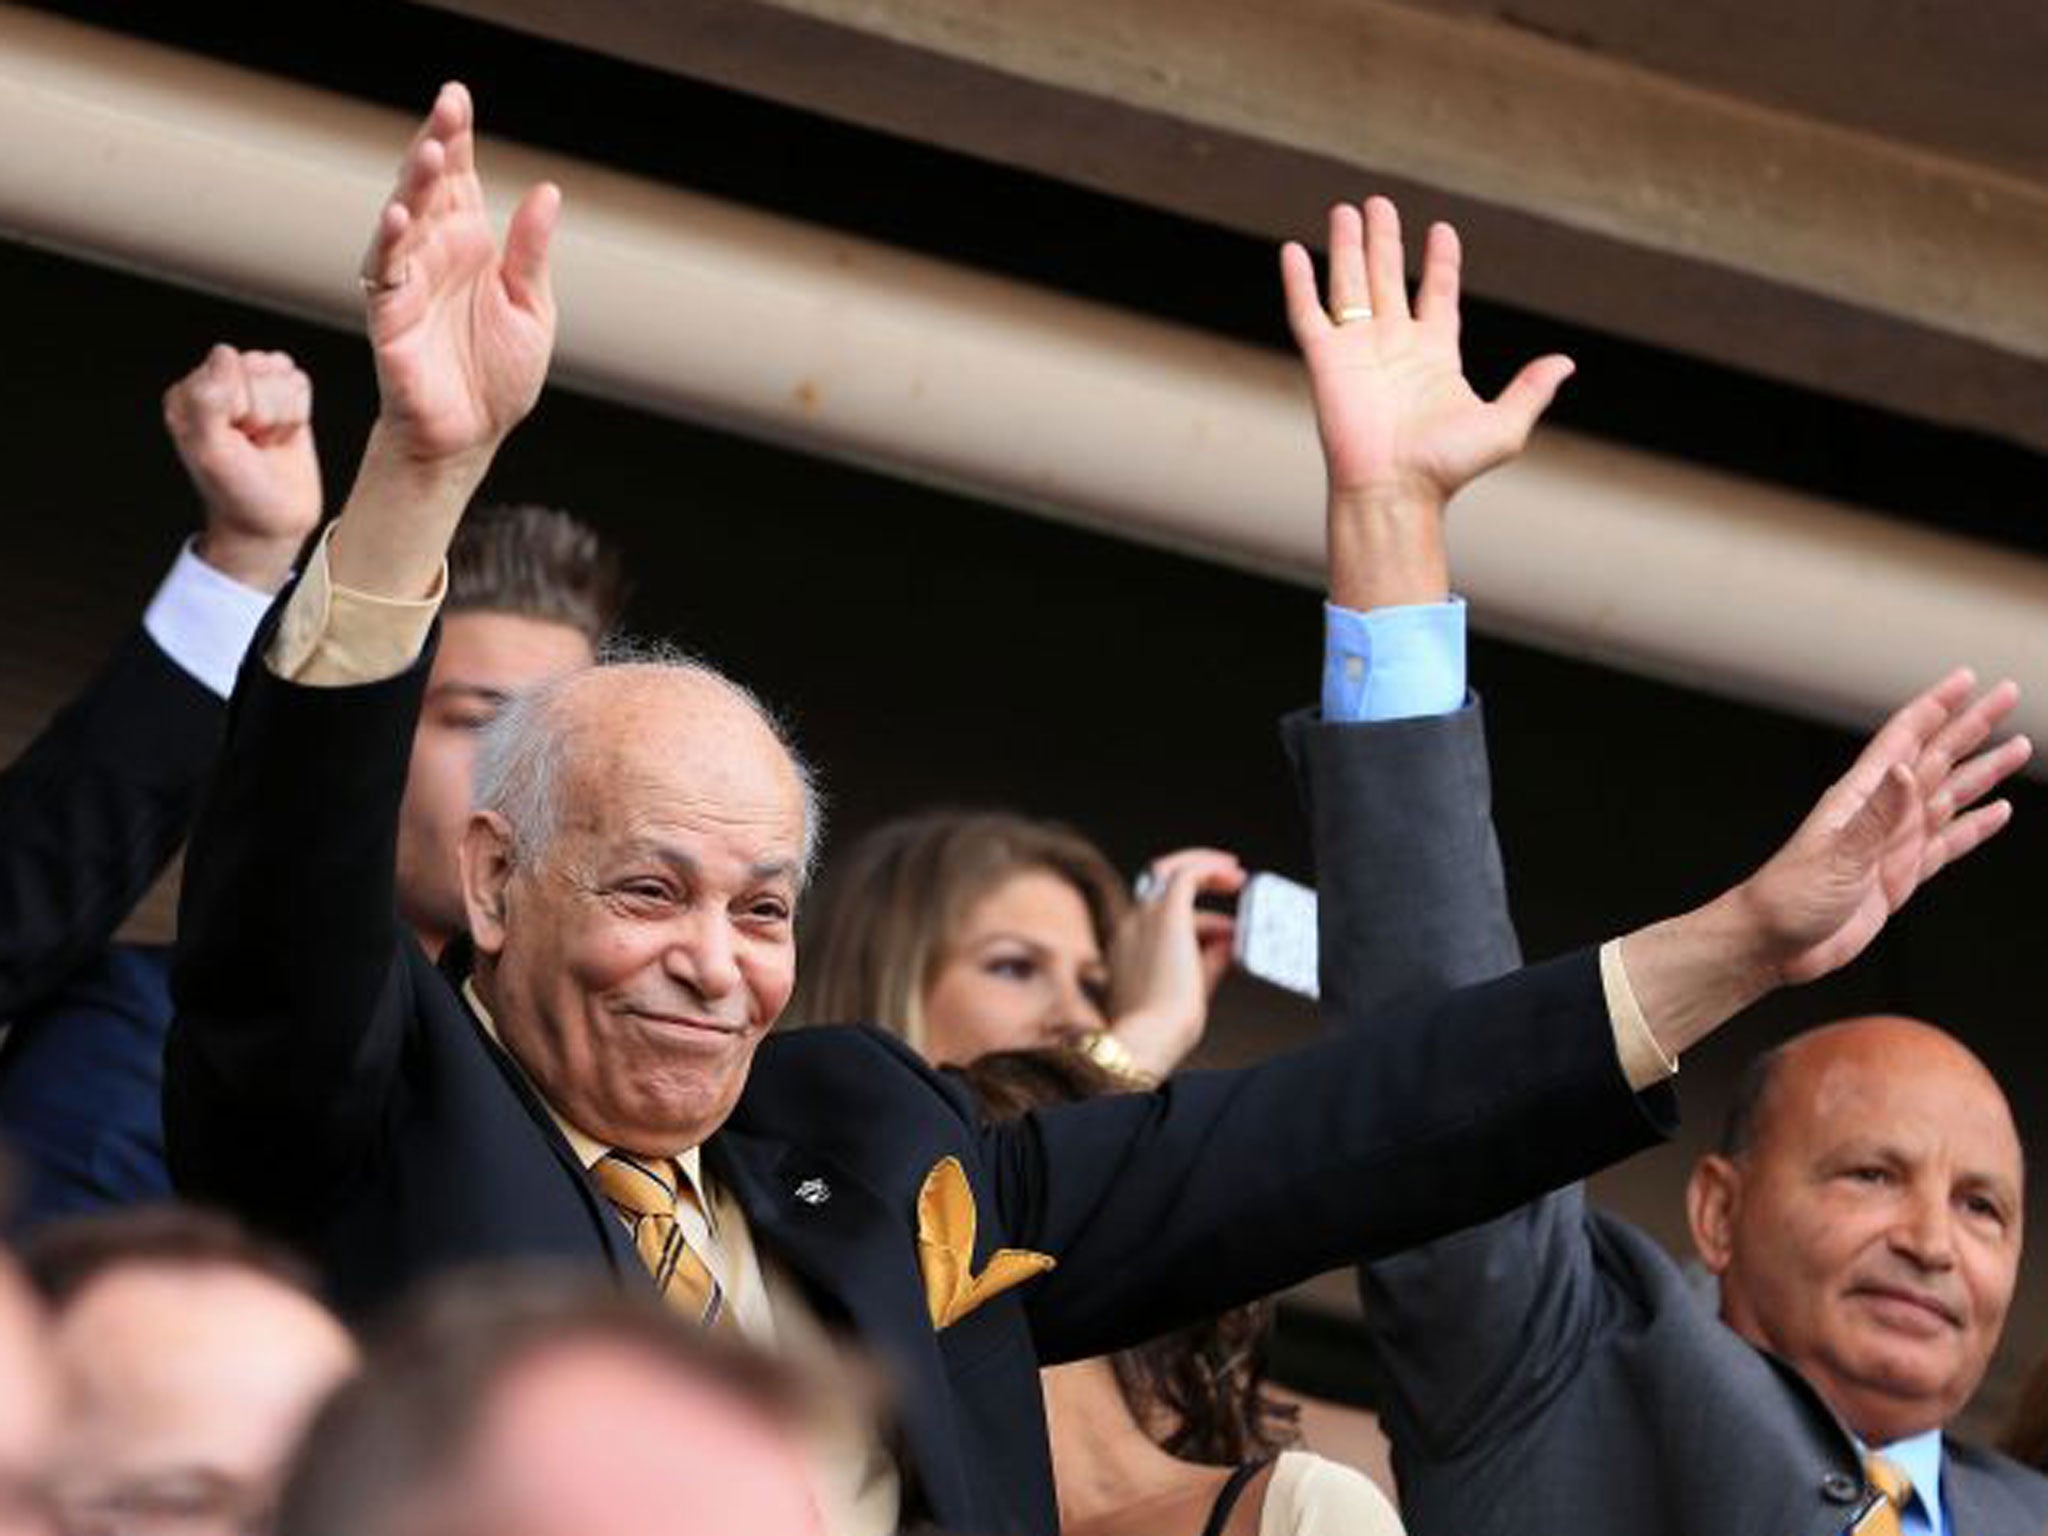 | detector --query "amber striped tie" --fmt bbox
[1854,1455,1913,1536]
[595,1151,730,1330]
